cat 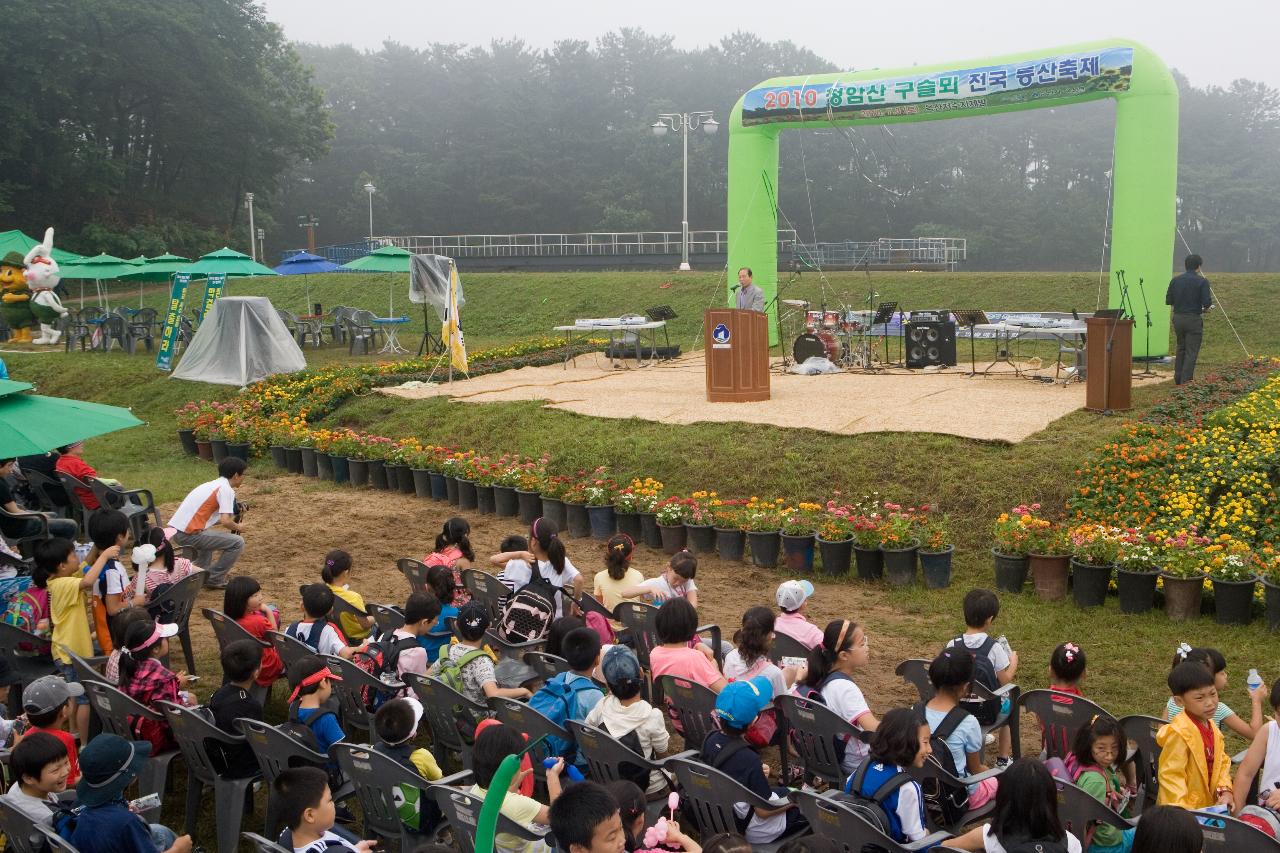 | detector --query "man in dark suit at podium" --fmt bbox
[734,267,764,312]
[1165,253,1213,385]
